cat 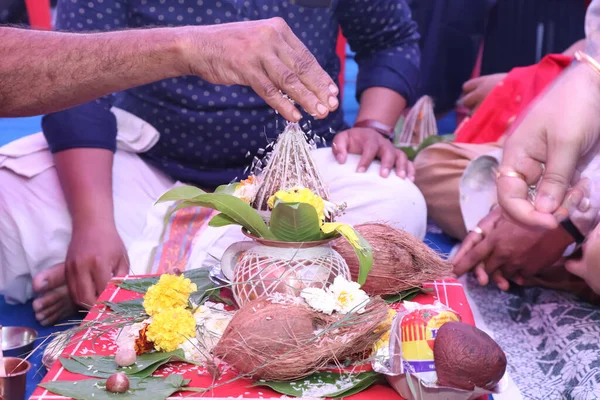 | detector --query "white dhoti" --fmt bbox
[0,109,427,304]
